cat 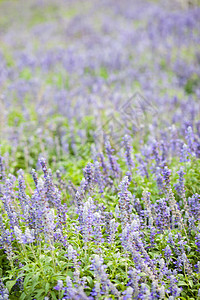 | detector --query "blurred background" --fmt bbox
[0,0,200,172]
